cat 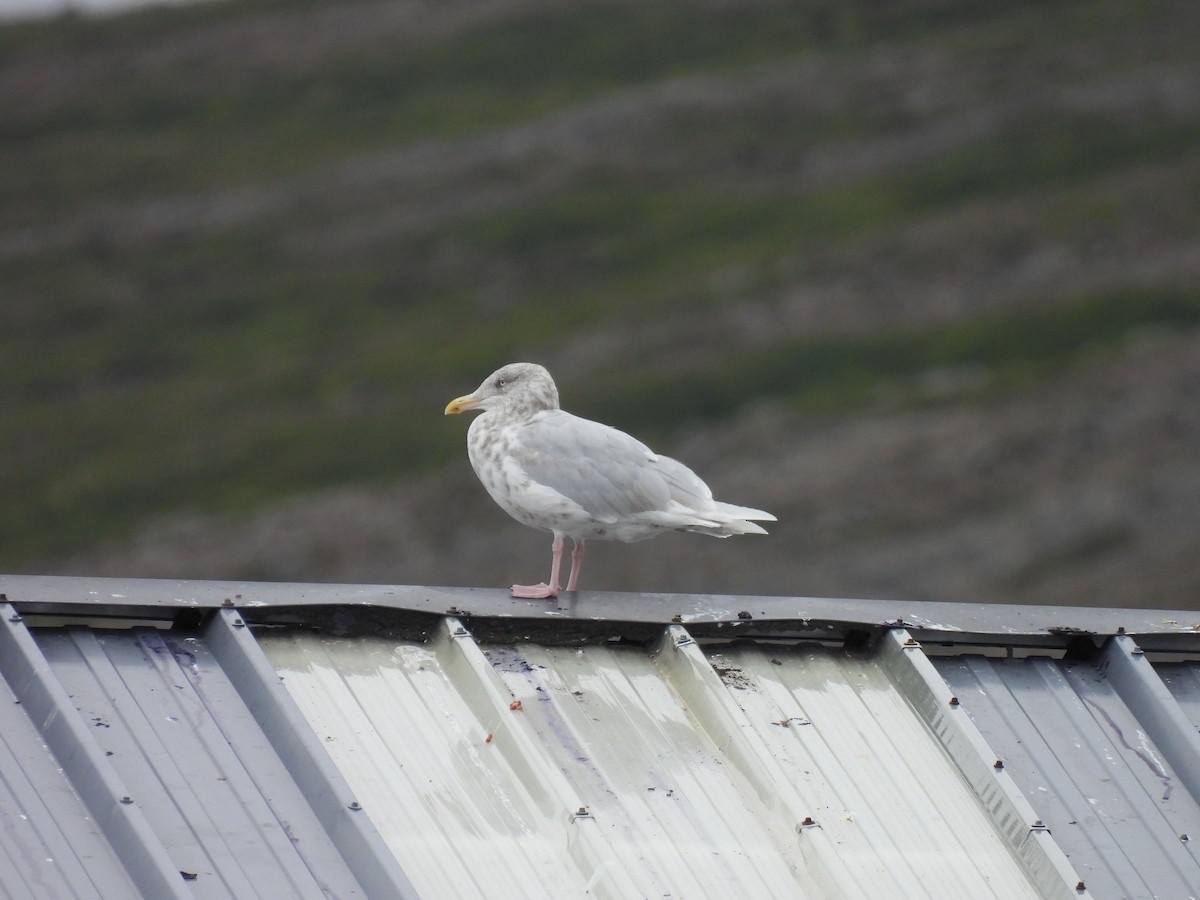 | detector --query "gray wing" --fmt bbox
[510,411,674,521]
[650,453,717,510]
